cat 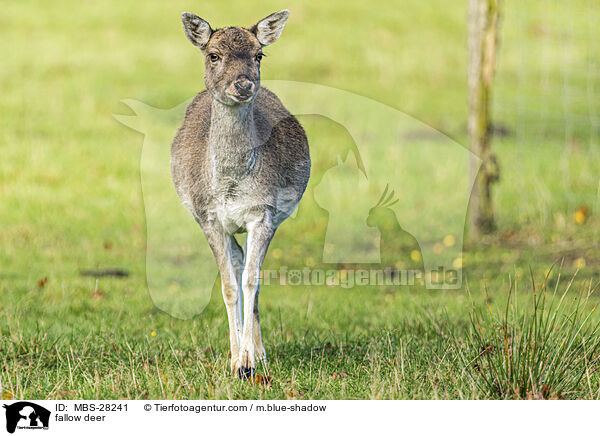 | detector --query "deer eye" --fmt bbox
[255,53,264,62]
[208,53,220,63]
